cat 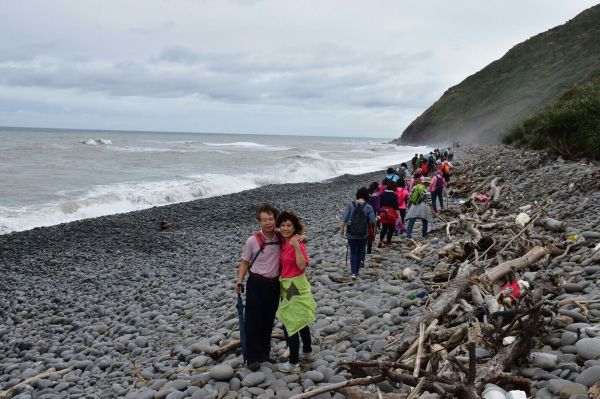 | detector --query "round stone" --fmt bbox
[209,364,234,381]
[242,371,266,387]
[575,365,600,387]
[575,338,600,360]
